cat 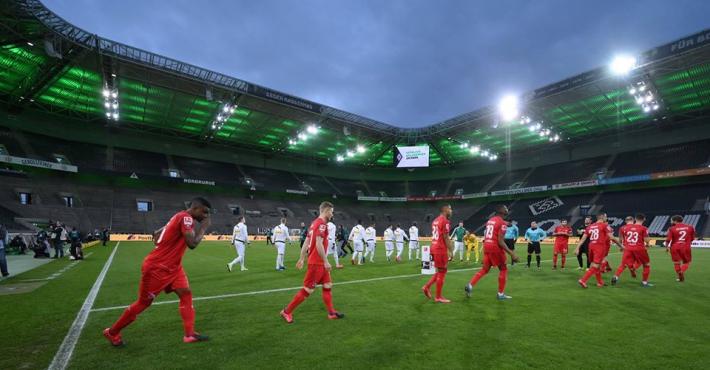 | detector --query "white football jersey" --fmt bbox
[233,222,248,243]
[272,224,290,243]
[394,228,408,242]
[384,228,394,241]
[409,226,419,241]
[349,224,366,243]
[327,222,337,243]
[365,226,376,241]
